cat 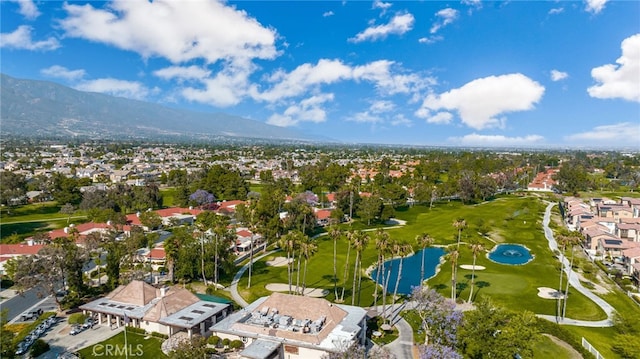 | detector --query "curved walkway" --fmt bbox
[229,249,280,308]
[539,202,615,327]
